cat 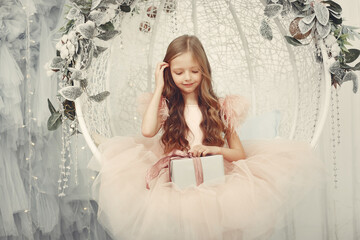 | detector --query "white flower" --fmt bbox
[44,61,55,76]
[56,30,79,59]
[327,56,336,67]
[331,44,341,57]
[66,41,73,49]
[56,40,63,51]
[324,34,337,47]
[60,45,69,59]
[61,34,68,43]
[68,31,77,44]
[68,43,76,56]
